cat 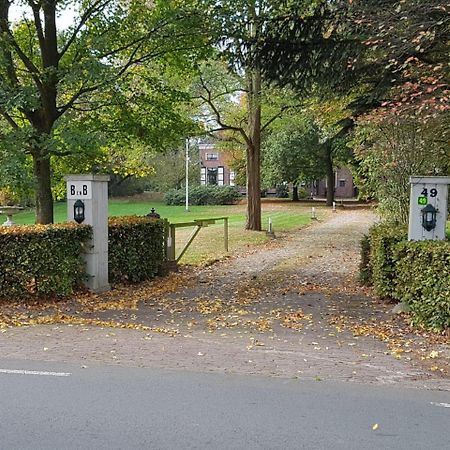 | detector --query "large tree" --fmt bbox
[197,1,326,230]
[257,0,449,153]
[0,0,208,223]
